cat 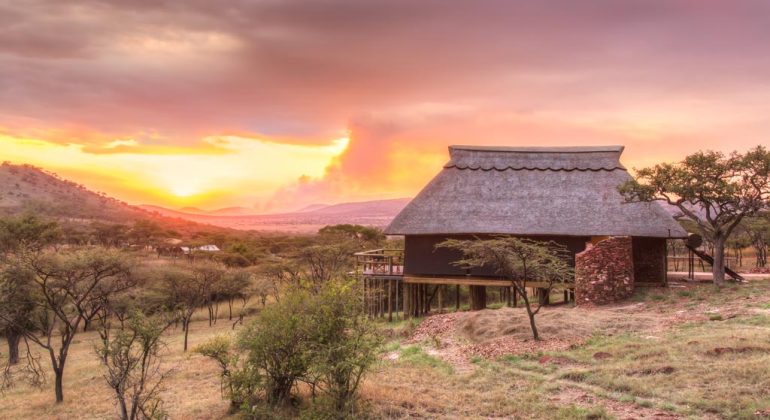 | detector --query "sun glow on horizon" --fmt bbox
[0,132,351,210]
